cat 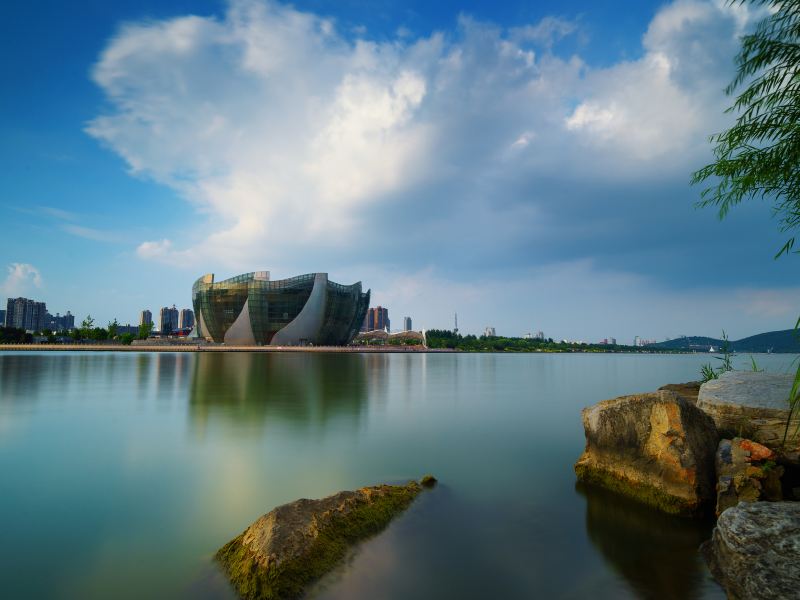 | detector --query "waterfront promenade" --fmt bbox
[0,343,446,353]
